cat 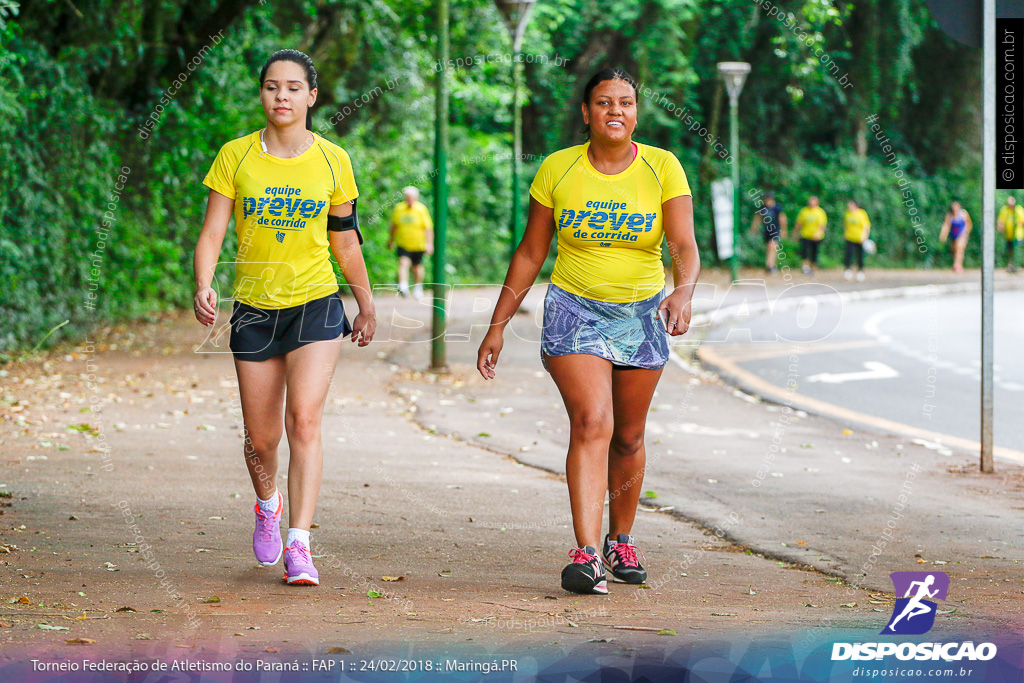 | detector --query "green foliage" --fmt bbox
[0,0,986,352]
